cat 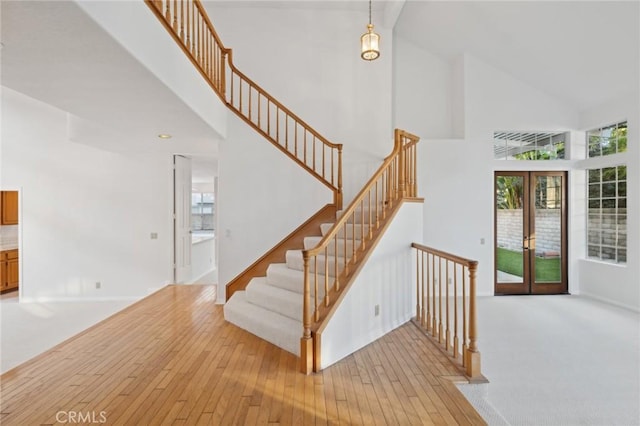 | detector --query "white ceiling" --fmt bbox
[207,0,639,113]
[1,1,221,157]
[394,1,639,111]
[2,0,637,173]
